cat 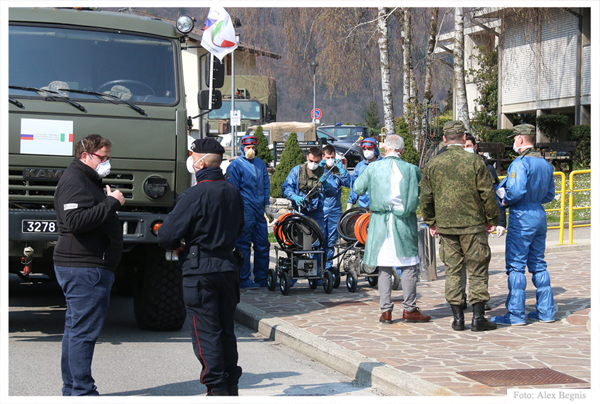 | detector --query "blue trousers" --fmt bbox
[323,207,342,270]
[55,266,114,396]
[236,209,270,287]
